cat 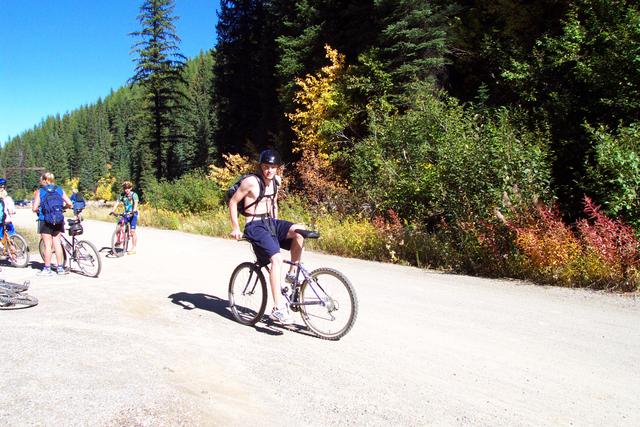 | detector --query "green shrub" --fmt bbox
[585,123,640,229]
[144,172,223,214]
[350,88,552,223]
